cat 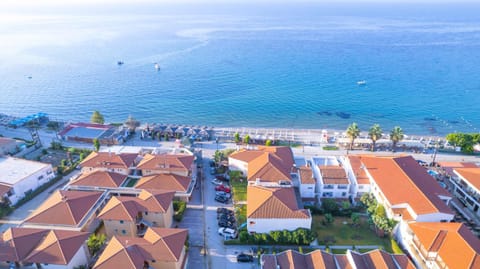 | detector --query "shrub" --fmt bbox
[173,200,187,222]
[238,228,317,246]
